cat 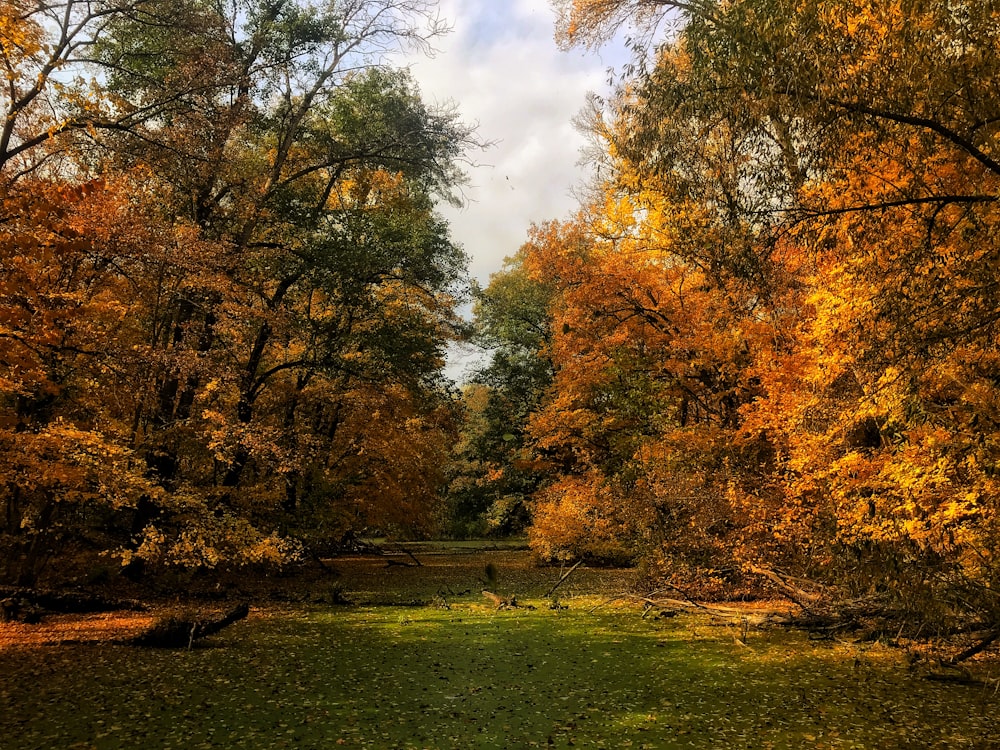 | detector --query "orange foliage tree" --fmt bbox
[0,1,475,583]
[521,0,1000,621]
[0,179,156,584]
